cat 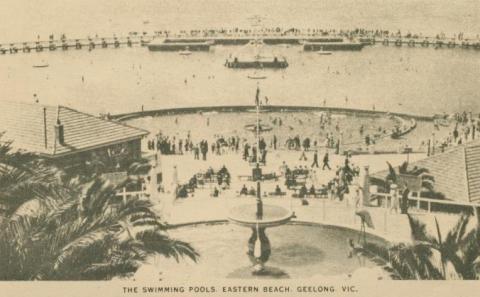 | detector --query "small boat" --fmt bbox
[179,46,192,56]
[317,51,332,55]
[33,61,49,68]
[179,50,192,56]
[248,74,267,79]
